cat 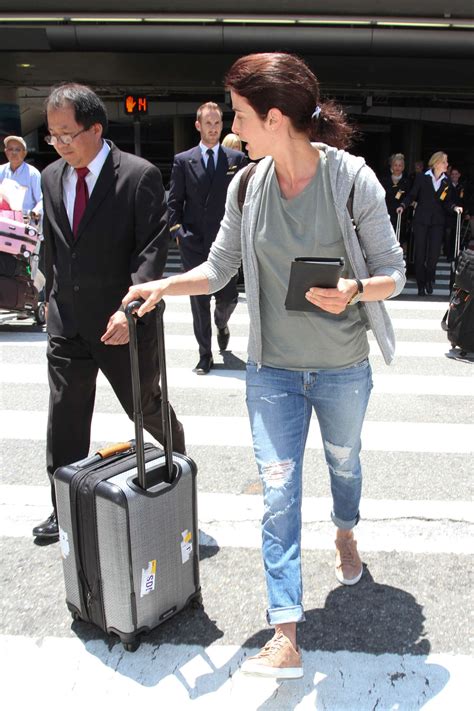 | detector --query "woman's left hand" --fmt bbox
[306,278,358,314]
